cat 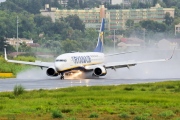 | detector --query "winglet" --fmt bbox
[4,48,8,61]
[166,47,175,61]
